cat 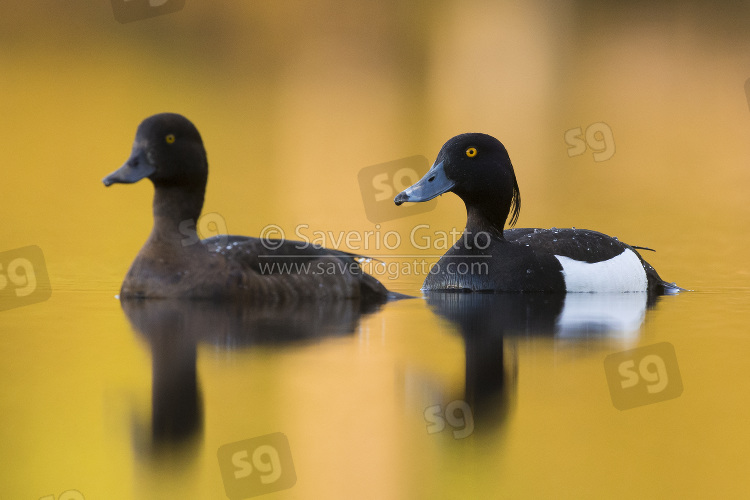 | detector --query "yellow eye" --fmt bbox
[466,147,477,158]
[165,134,176,144]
